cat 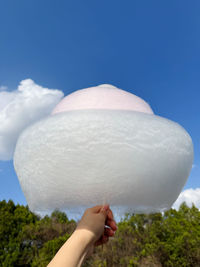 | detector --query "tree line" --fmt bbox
[1,200,200,266]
